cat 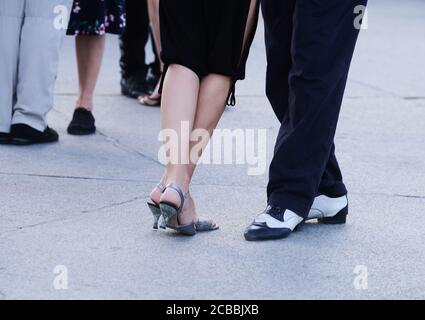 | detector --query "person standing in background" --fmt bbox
[120,0,160,100]
[66,0,126,136]
[0,0,72,145]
